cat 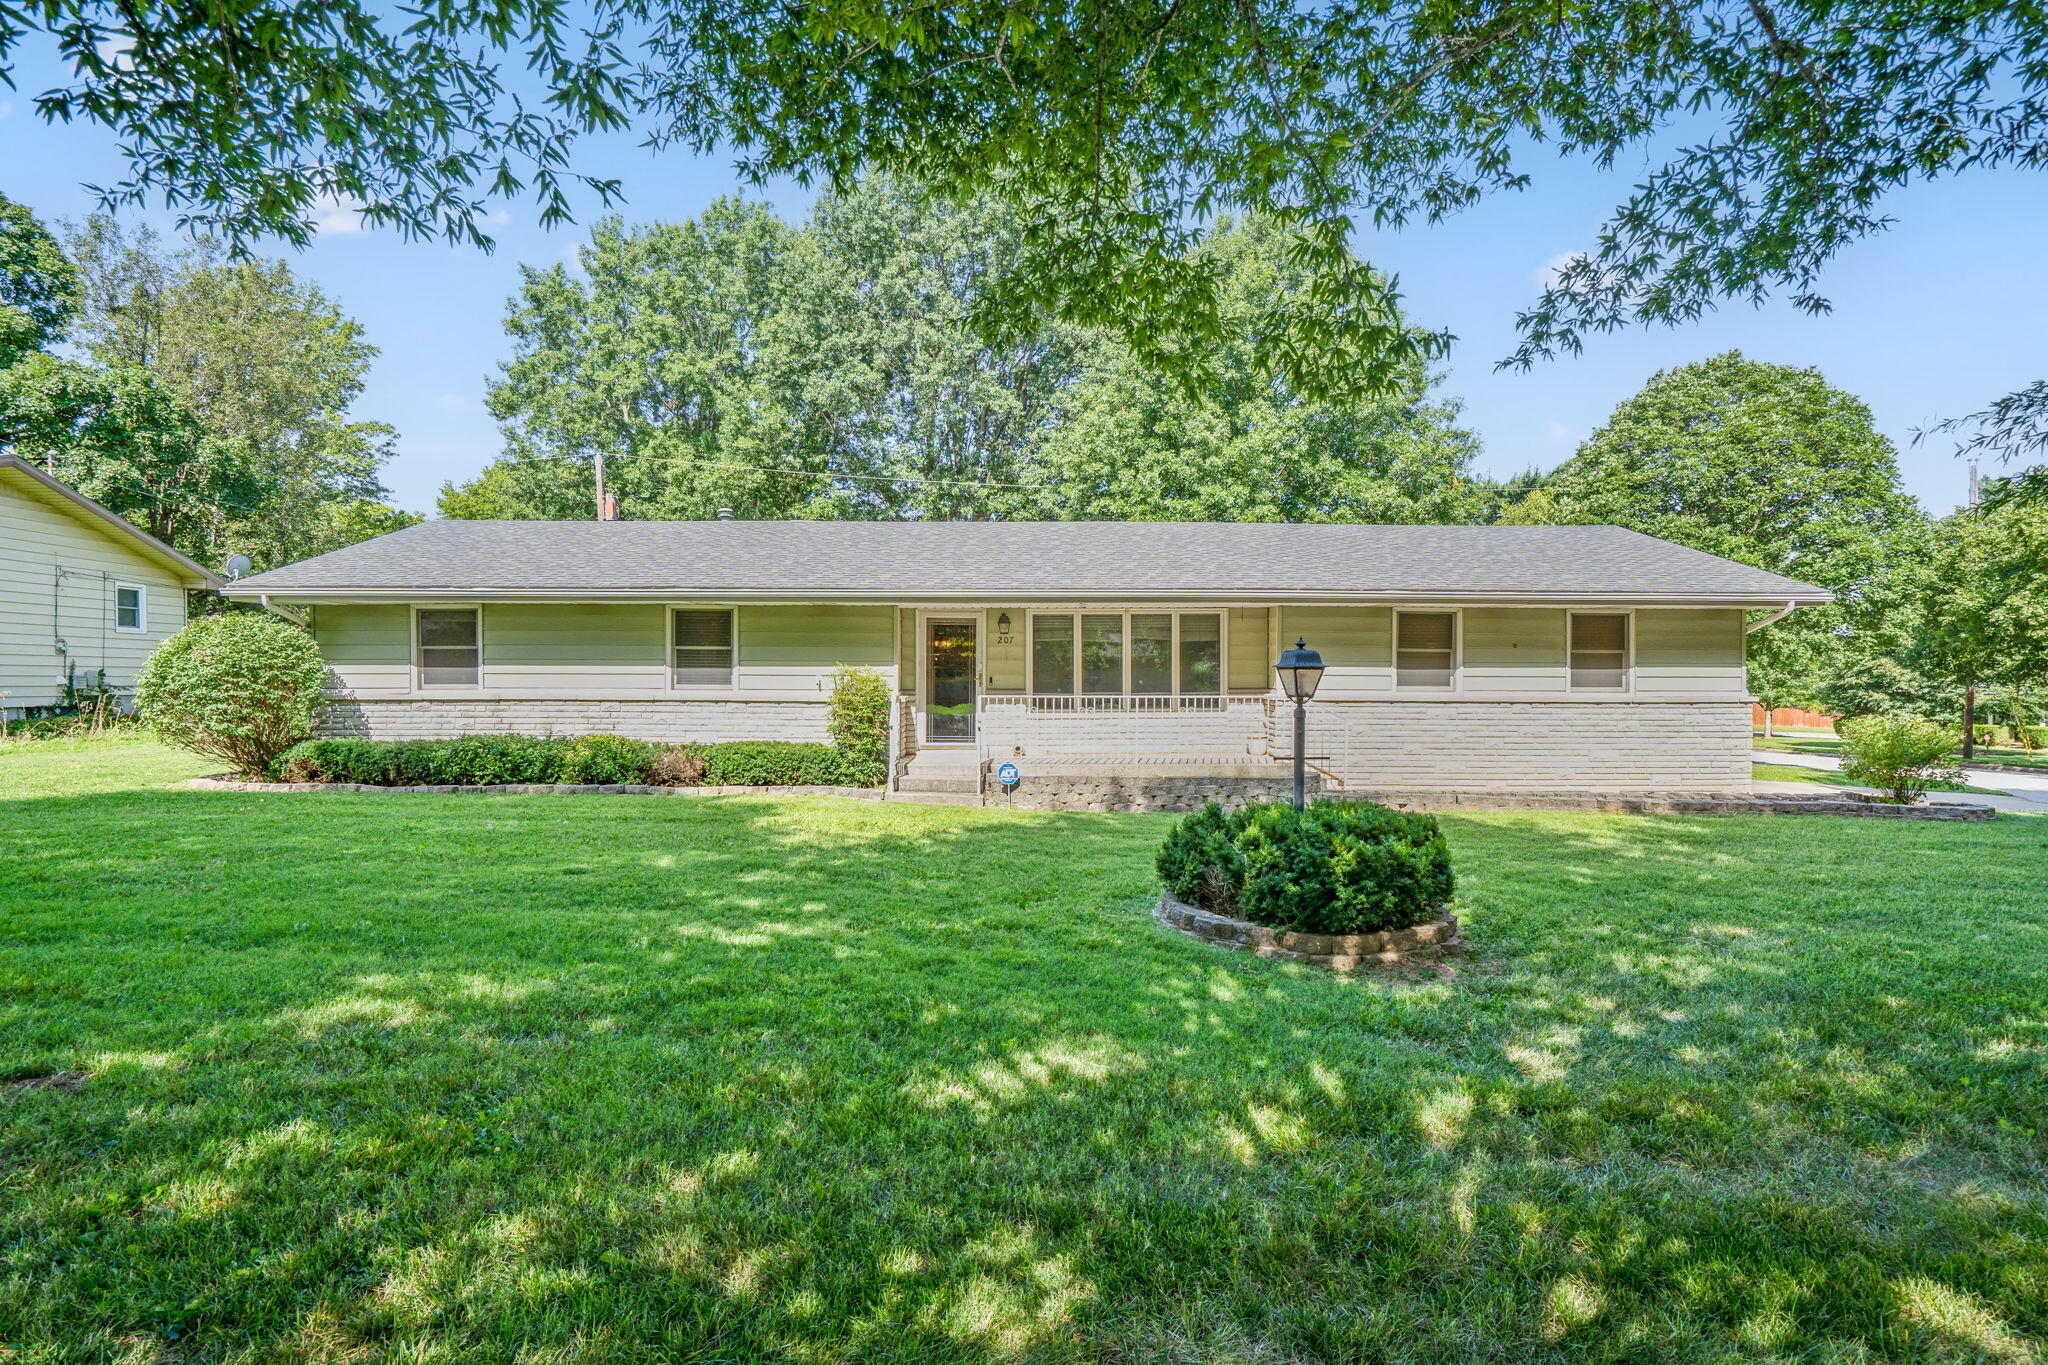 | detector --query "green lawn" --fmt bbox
[1757,730,2048,772]
[4,738,2047,1363]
